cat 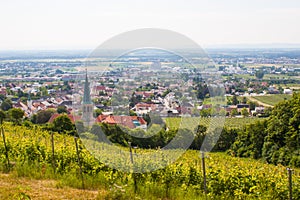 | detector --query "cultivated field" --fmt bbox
[1,121,297,199]
[250,94,292,106]
[165,117,265,130]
